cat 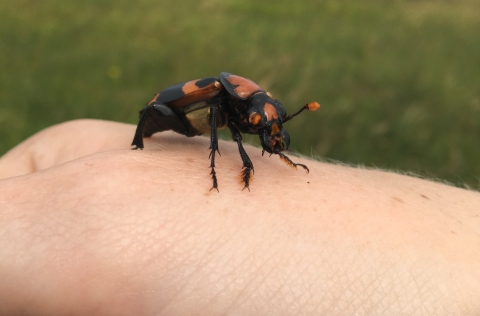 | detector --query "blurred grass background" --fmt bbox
[1,0,479,189]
